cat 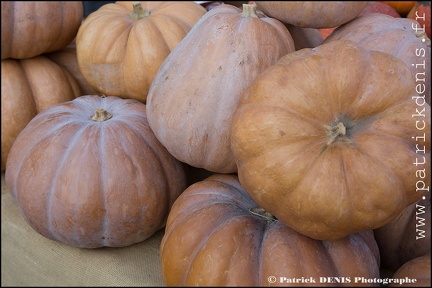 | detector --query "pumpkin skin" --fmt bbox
[1,56,82,172]
[75,1,206,103]
[374,191,431,272]
[1,1,83,60]
[324,13,431,105]
[407,1,431,39]
[46,47,100,95]
[285,24,324,50]
[254,1,368,28]
[382,1,416,16]
[146,3,295,173]
[230,40,431,240]
[5,95,187,248]
[160,174,381,286]
[388,253,431,287]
